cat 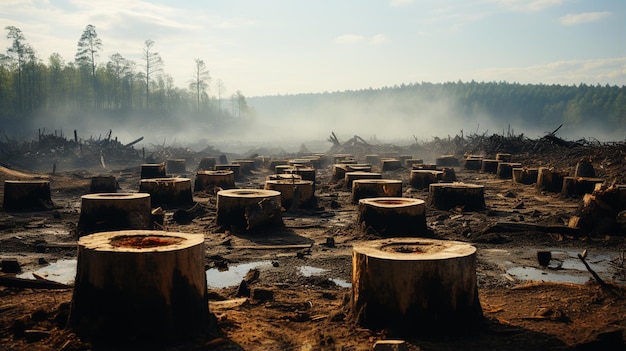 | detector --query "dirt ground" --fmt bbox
[1,146,626,351]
